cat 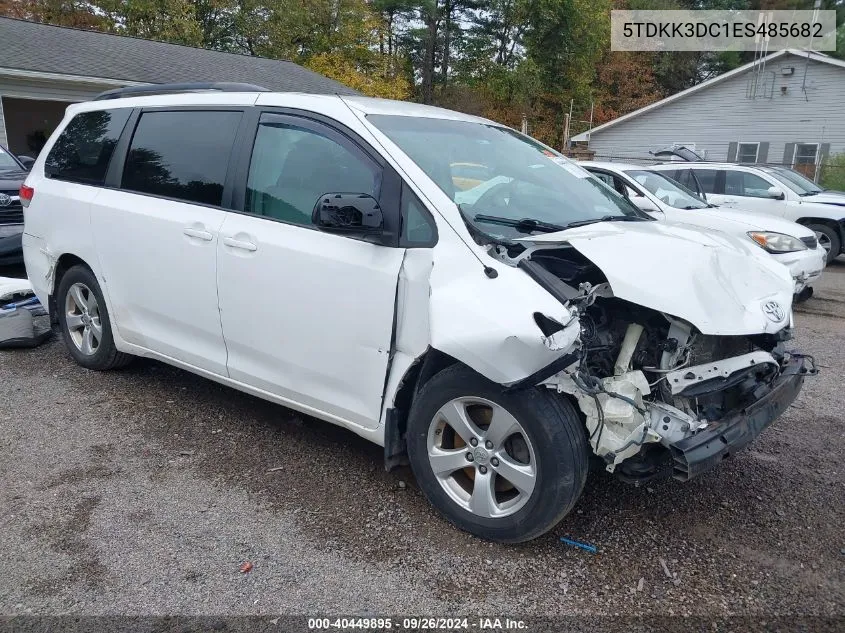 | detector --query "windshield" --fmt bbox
[367,115,643,240]
[0,147,21,172]
[761,166,823,195]
[624,169,709,209]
